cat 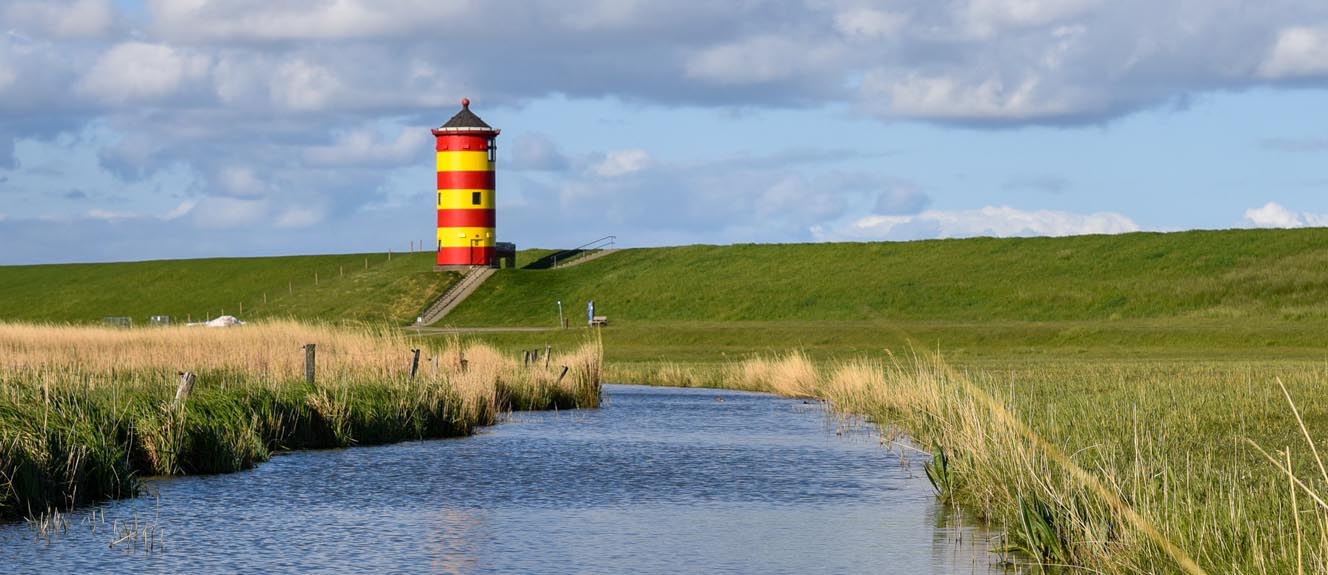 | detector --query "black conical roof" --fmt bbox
[440,99,492,130]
